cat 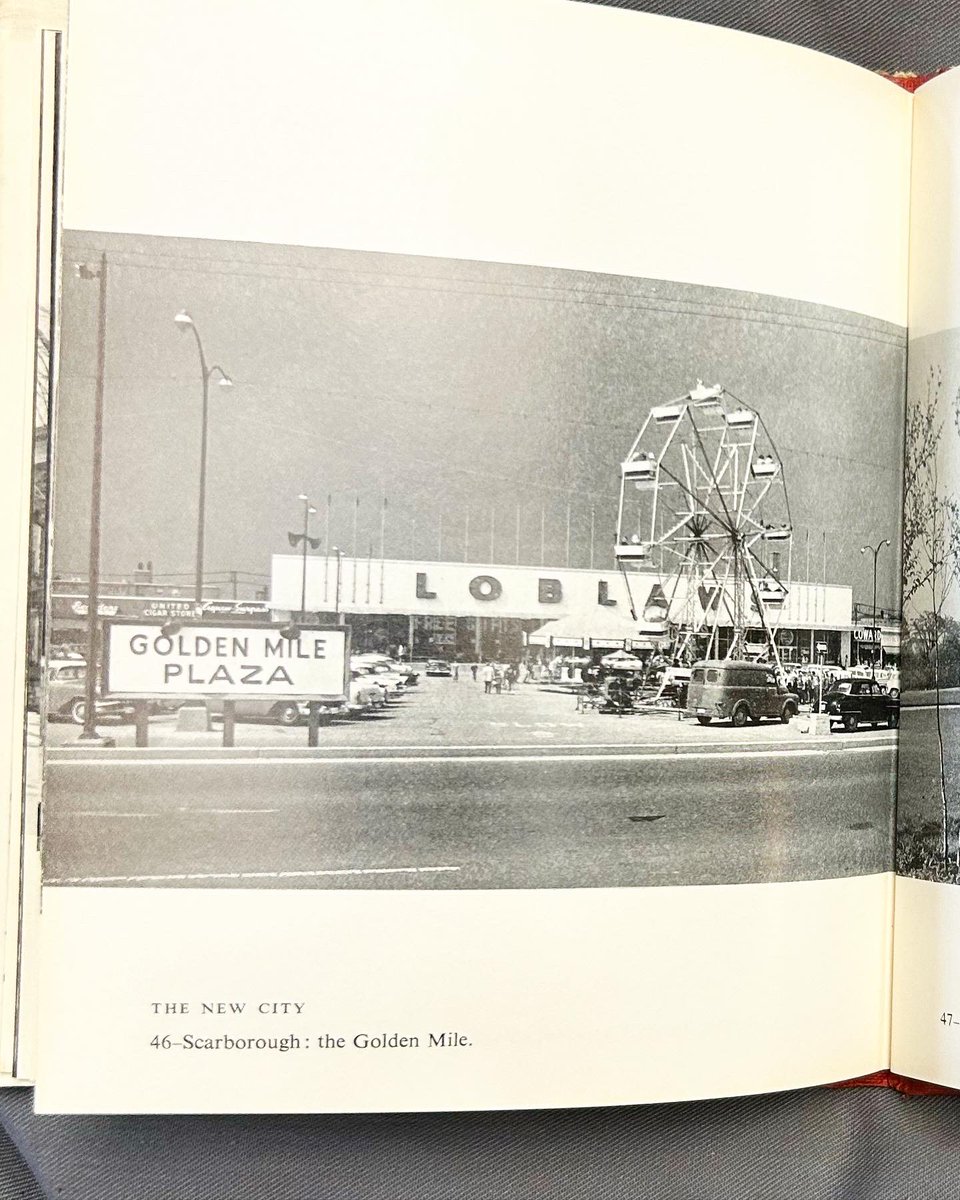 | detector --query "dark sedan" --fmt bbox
[823,677,899,731]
